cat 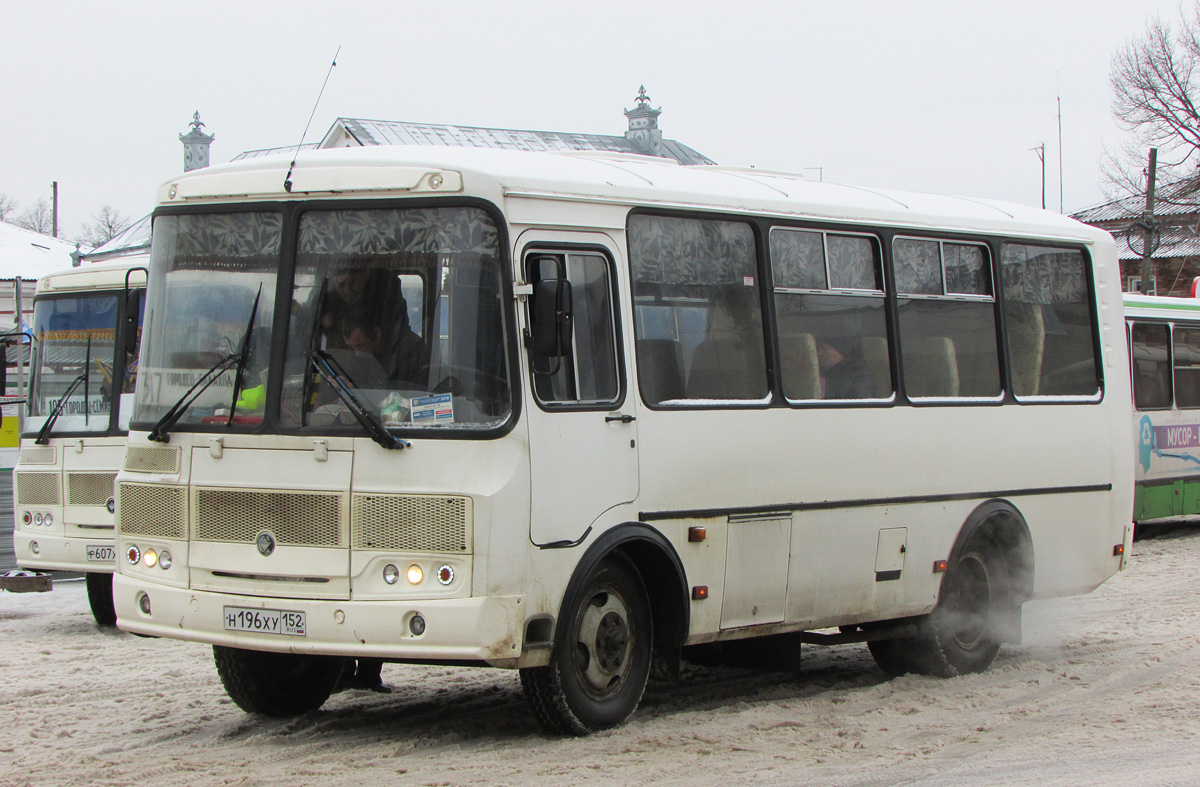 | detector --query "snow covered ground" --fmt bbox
[2,528,1200,787]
